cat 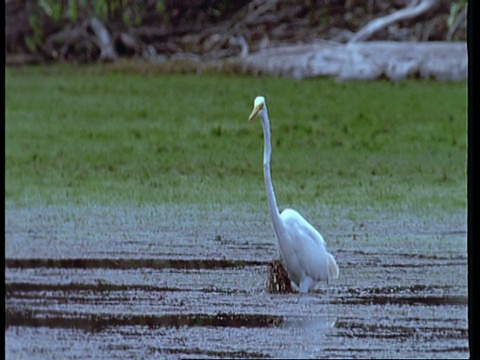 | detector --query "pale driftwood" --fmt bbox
[6,0,467,66]
[241,0,279,27]
[42,25,90,59]
[349,0,439,43]
[239,41,467,81]
[447,7,468,41]
[89,17,118,62]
